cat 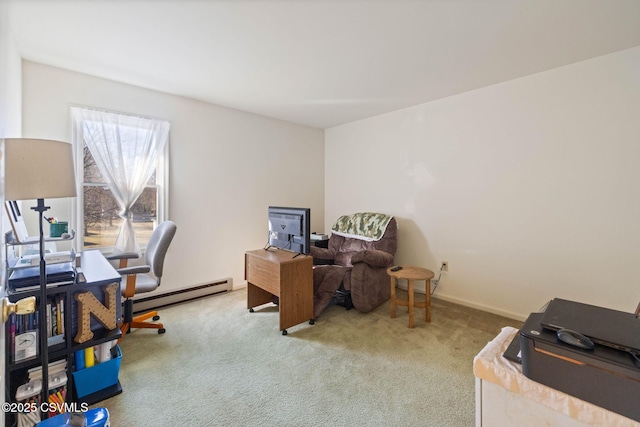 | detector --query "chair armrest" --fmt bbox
[107,252,141,269]
[310,245,335,261]
[350,250,394,268]
[116,265,151,276]
[106,252,140,261]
